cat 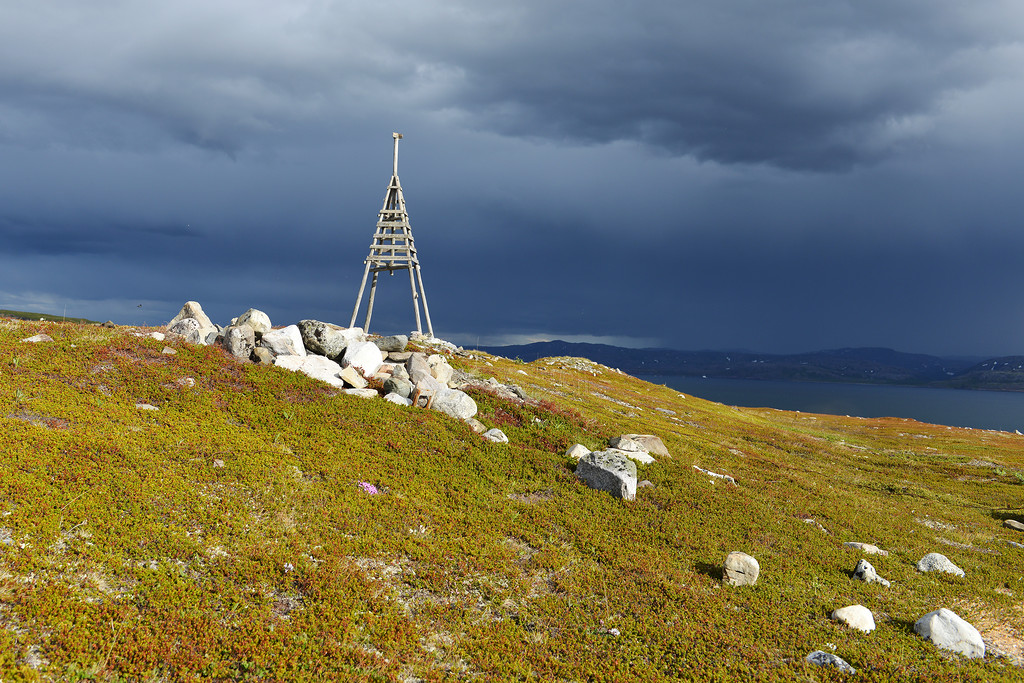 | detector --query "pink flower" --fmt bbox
[358,481,379,495]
